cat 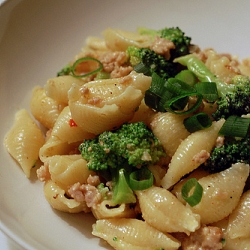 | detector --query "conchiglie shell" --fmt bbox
[190,163,249,224]
[45,75,84,105]
[129,99,156,126]
[150,112,190,157]
[92,218,180,250]
[136,186,200,235]
[91,200,135,220]
[223,237,250,250]
[68,71,151,134]
[161,119,225,189]
[227,189,250,239]
[44,180,90,213]
[50,106,95,143]
[47,154,94,190]
[102,28,153,51]
[4,109,45,178]
[212,217,250,250]
[39,135,80,163]
[86,36,108,51]
[30,86,65,129]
